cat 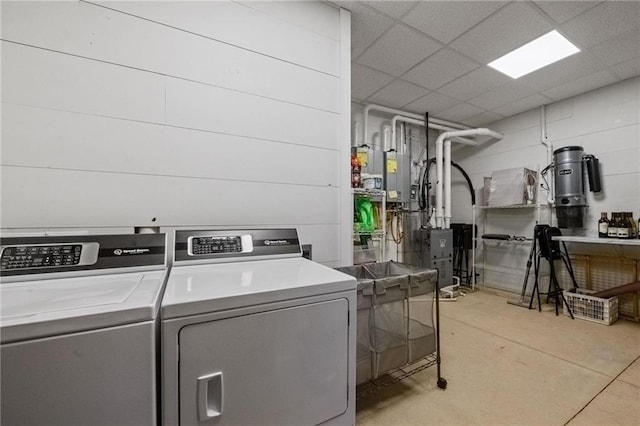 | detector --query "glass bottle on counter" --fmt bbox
[629,212,638,239]
[598,212,609,238]
[617,212,630,239]
[608,212,619,238]
[626,212,635,240]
